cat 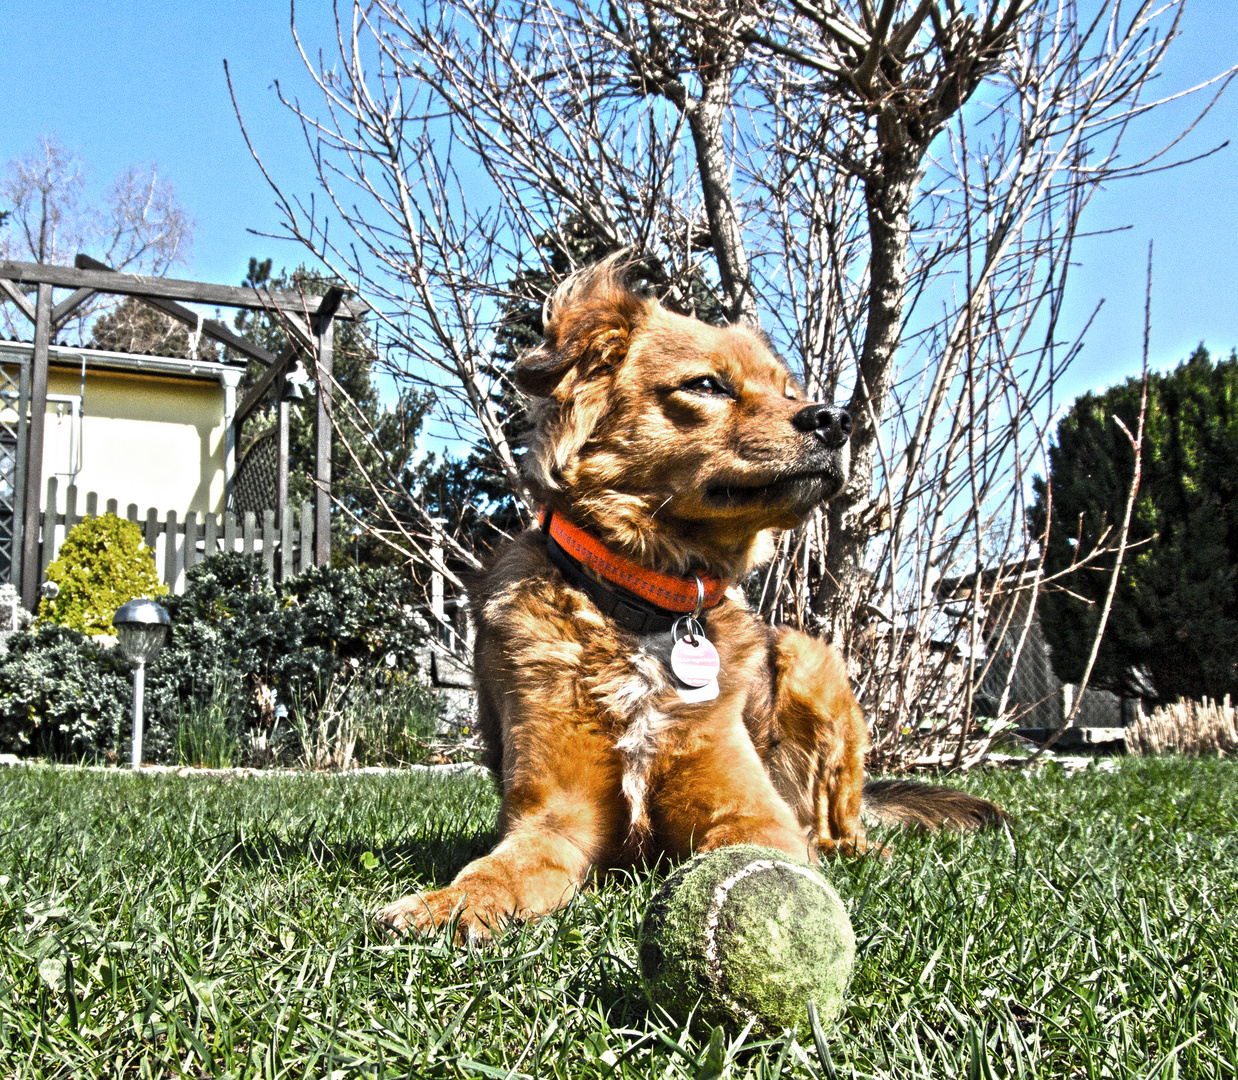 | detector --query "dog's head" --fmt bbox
[513,260,851,577]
